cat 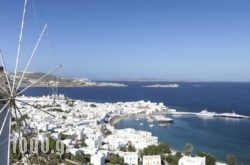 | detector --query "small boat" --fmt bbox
[139,123,144,126]
[158,123,168,127]
[149,124,154,127]
[168,109,177,113]
[148,124,154,128]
